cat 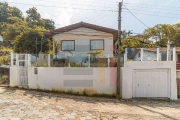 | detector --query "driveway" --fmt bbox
[0,87,180,120]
